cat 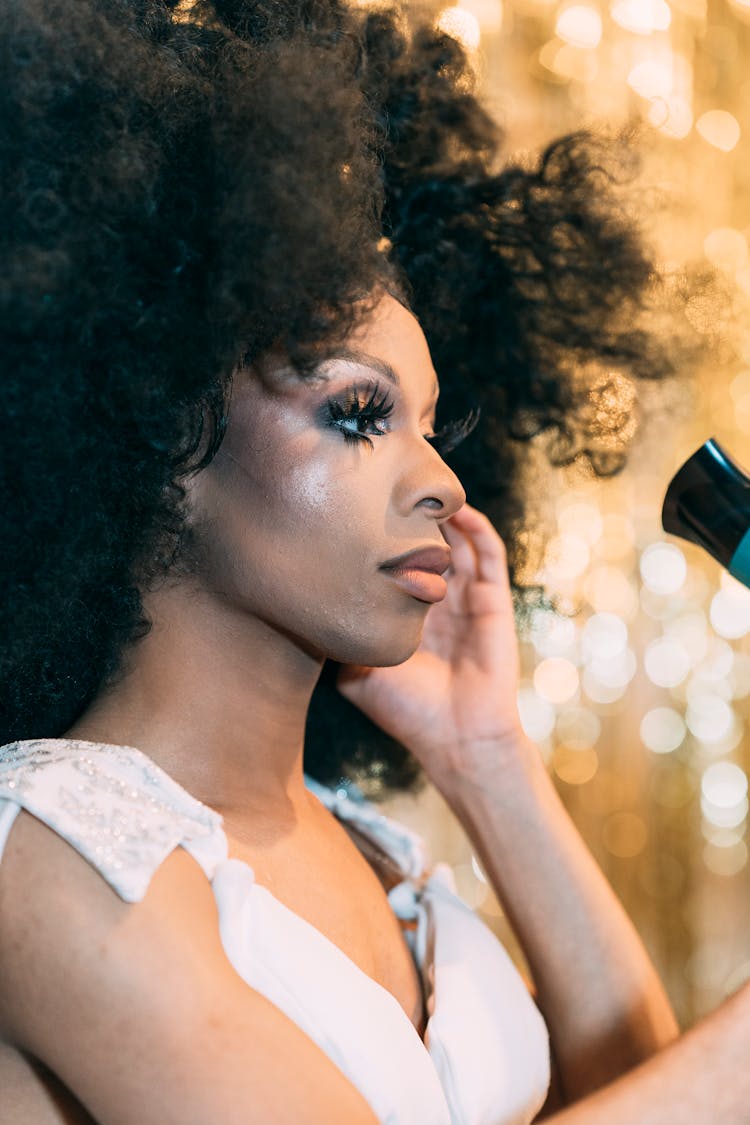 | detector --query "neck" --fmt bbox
[66,578,324,819]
